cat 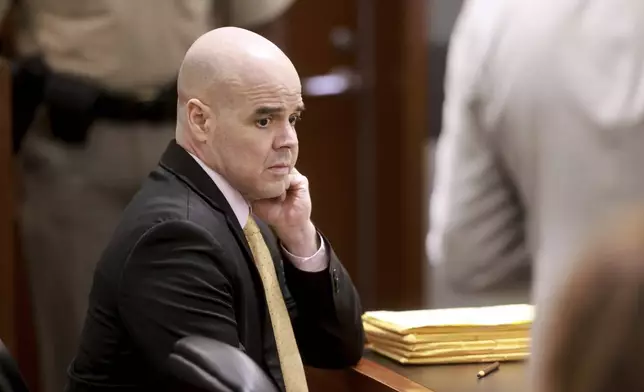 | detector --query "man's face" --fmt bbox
[204,70,303,201]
